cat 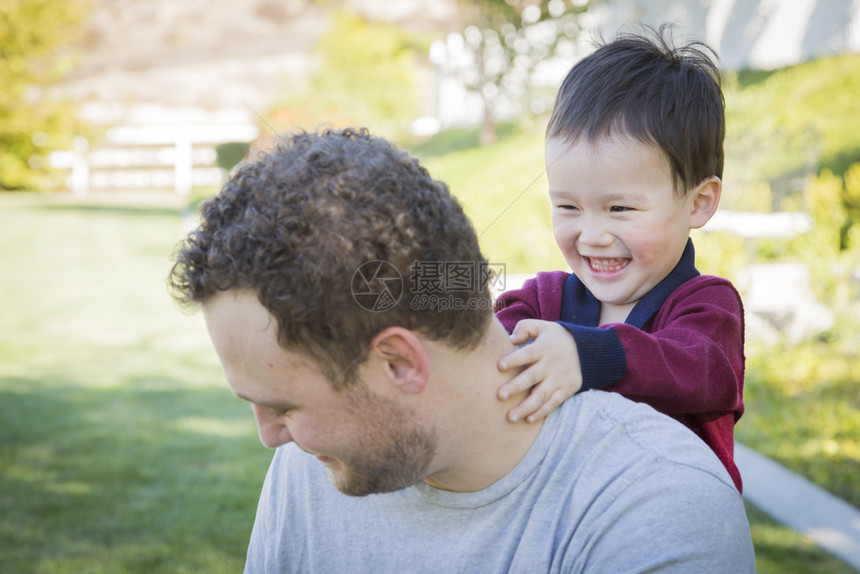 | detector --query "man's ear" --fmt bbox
[368,327,429,395]
[689,176,722,229]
